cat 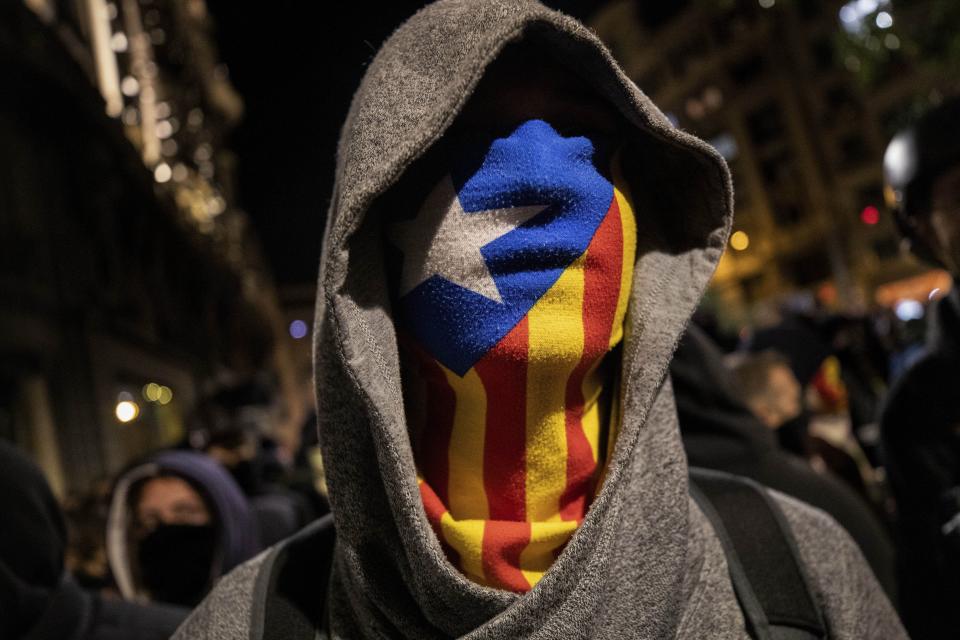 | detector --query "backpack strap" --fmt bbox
[689,468,826,640]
